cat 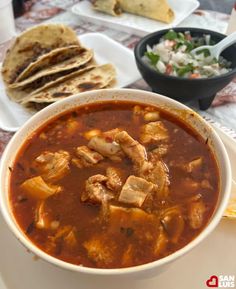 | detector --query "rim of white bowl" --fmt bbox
[0,88,232,275]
